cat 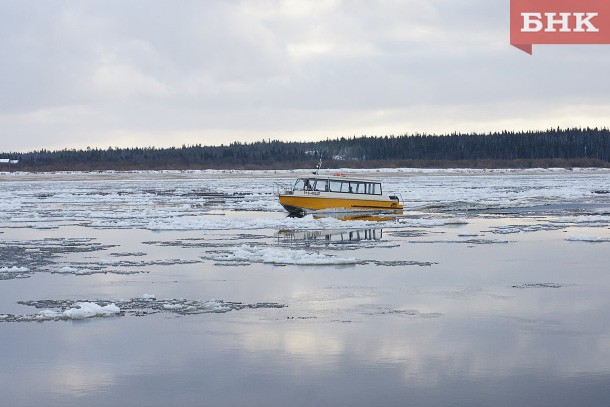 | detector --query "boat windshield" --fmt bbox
[294,178,329,191]
[294,178,306,191]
